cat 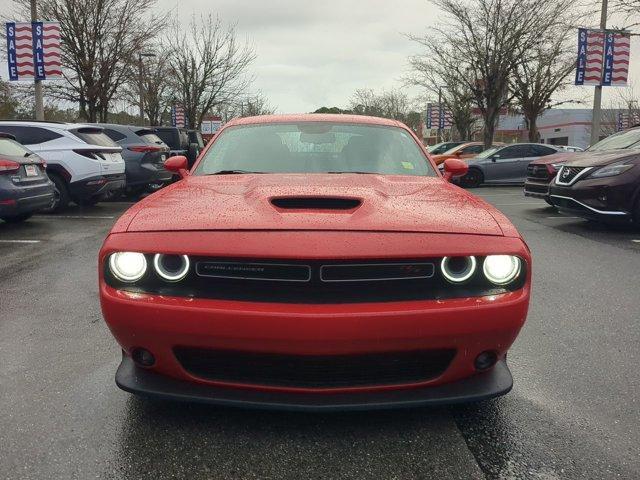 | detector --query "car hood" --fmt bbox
[124,174,505,236]
[528,151,575,166]
[563,149,640,167]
